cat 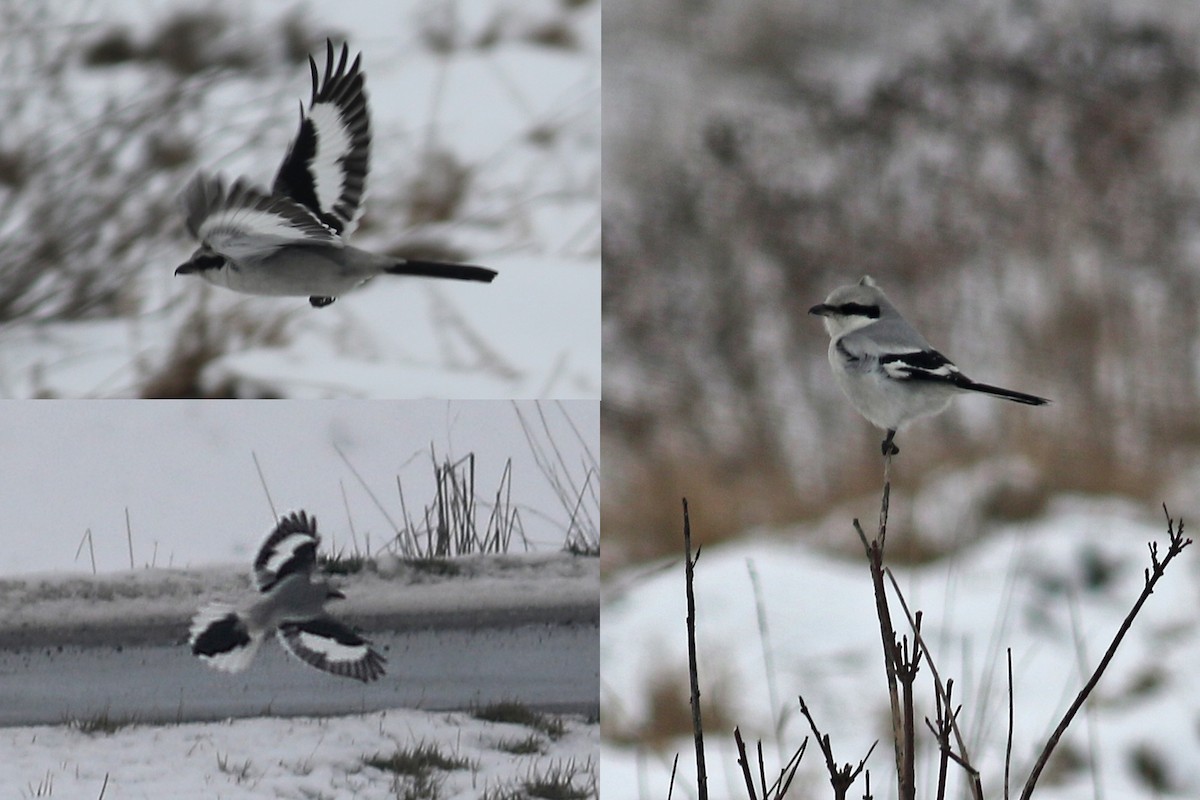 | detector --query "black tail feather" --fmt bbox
[386,260,497,283]
[964,380,1049,405]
